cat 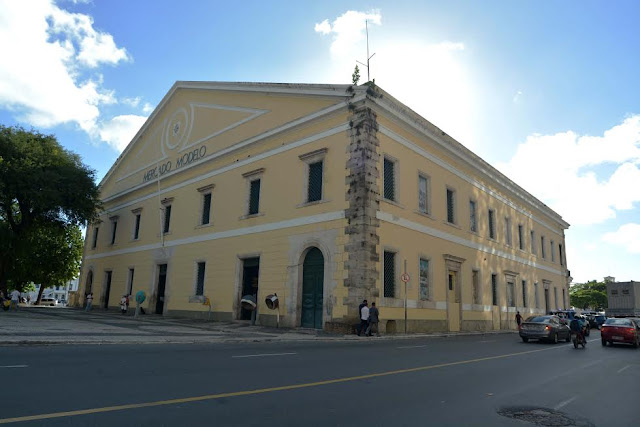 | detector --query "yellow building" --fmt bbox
[79,81,570,333]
